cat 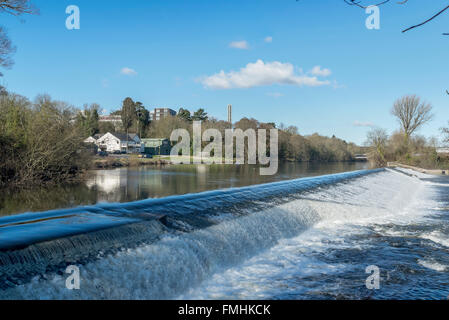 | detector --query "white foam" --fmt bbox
[421,231,449,248]
[181,171,439,299]
[418,259,447,272]
[0,169,440,300]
